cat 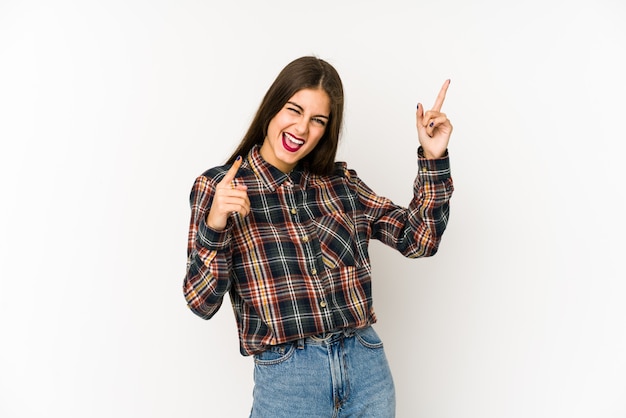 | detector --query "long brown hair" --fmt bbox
[226,56,344,175]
